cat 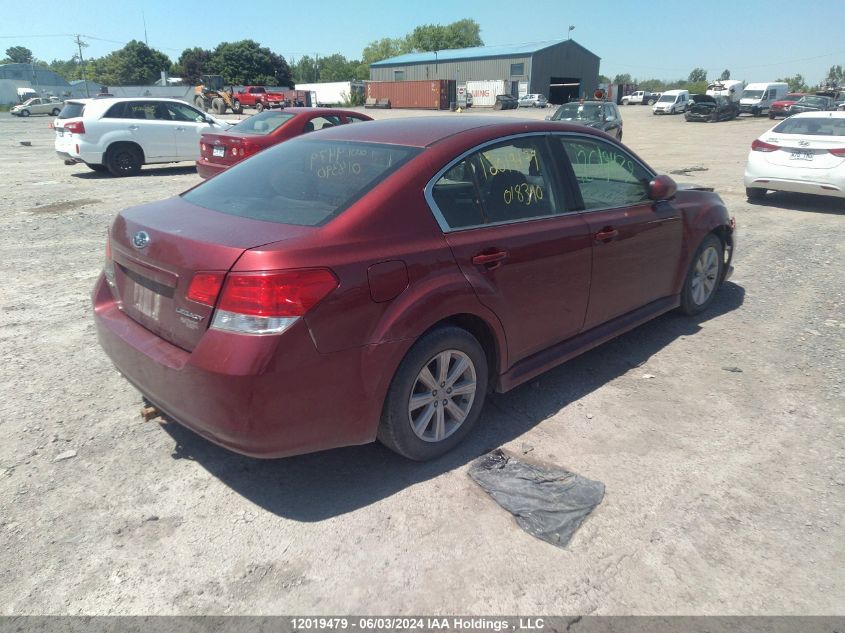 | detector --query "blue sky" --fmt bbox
[1,0,842,84]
